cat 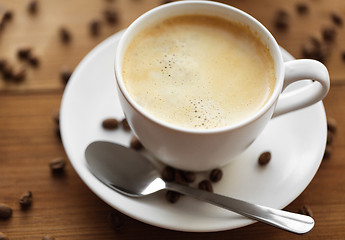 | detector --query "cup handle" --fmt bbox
[272,59,330,118]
